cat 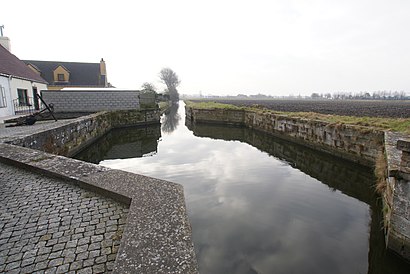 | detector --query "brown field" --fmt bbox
[191,99,410,118]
